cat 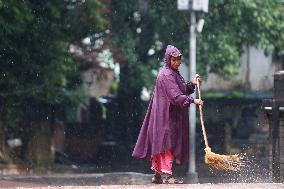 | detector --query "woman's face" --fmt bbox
[170,56,182,70]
